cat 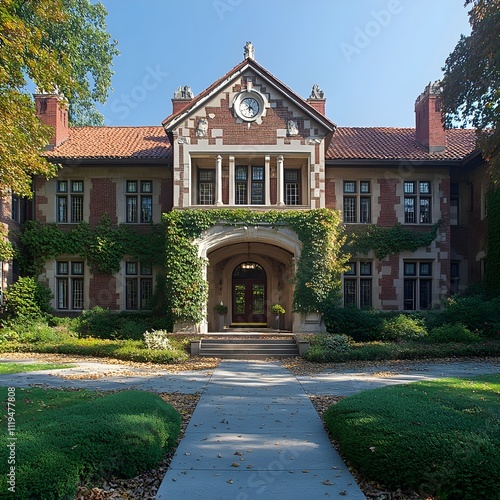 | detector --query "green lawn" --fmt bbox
[0,361,72,374]
[324,374,500,499]
[0,387,181,499]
